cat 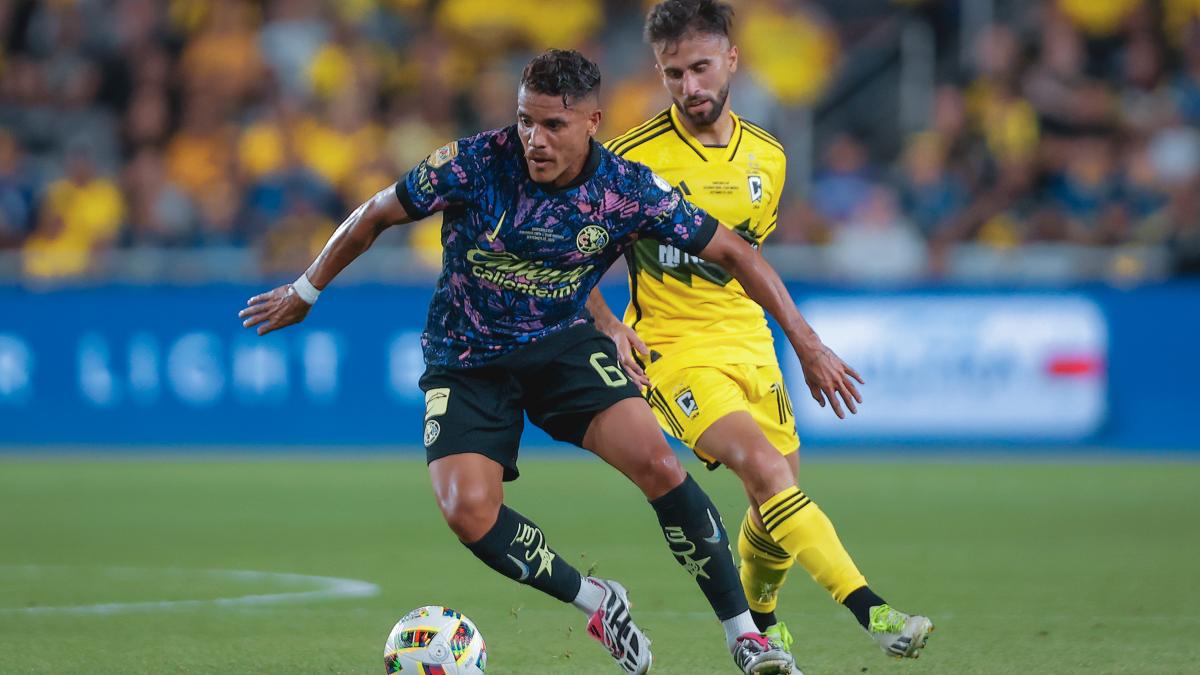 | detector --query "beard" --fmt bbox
[677,81,731,127]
